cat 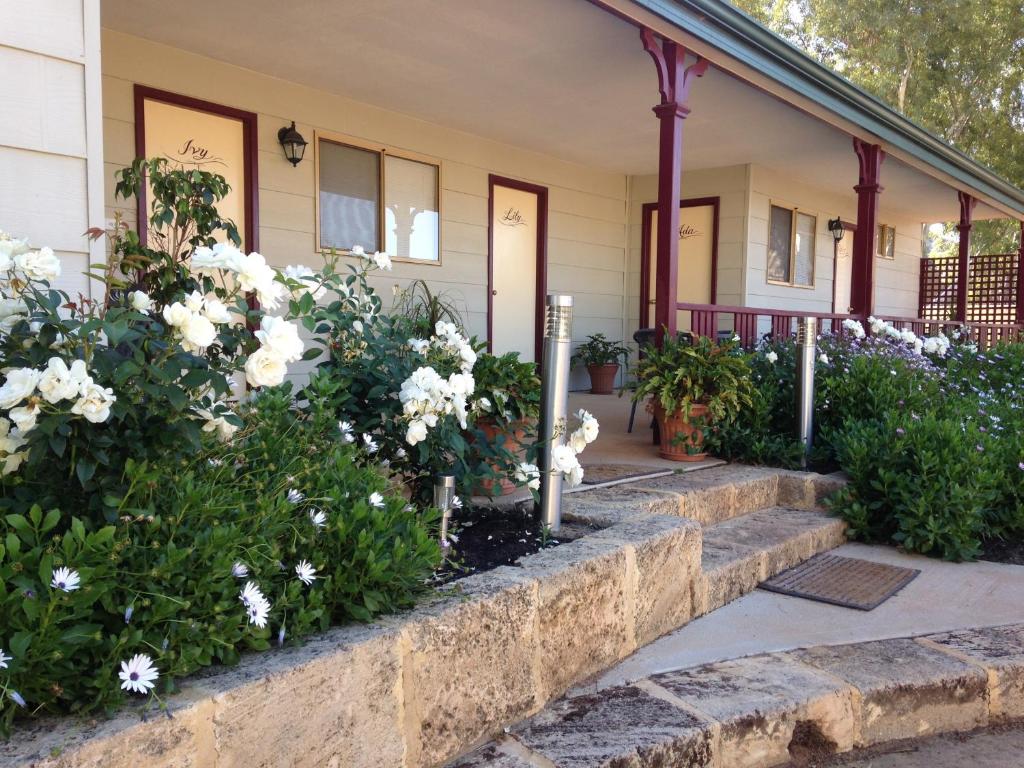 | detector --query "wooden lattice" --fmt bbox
[919,253,1020,324]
